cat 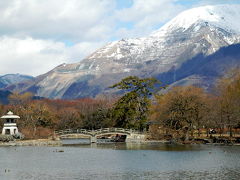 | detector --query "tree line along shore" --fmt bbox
[0,69,240,144]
